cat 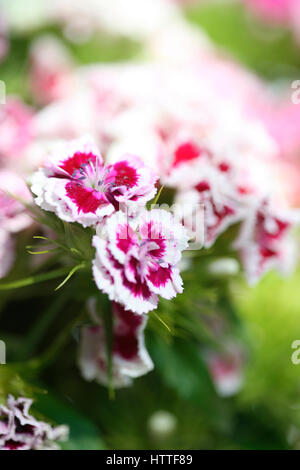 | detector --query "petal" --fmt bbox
[146,265,183,299]
[45,135,103,177]
[65,182,109,214]
[105,211,139,264]
[108,155,158,207]
[172,141,202,168]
